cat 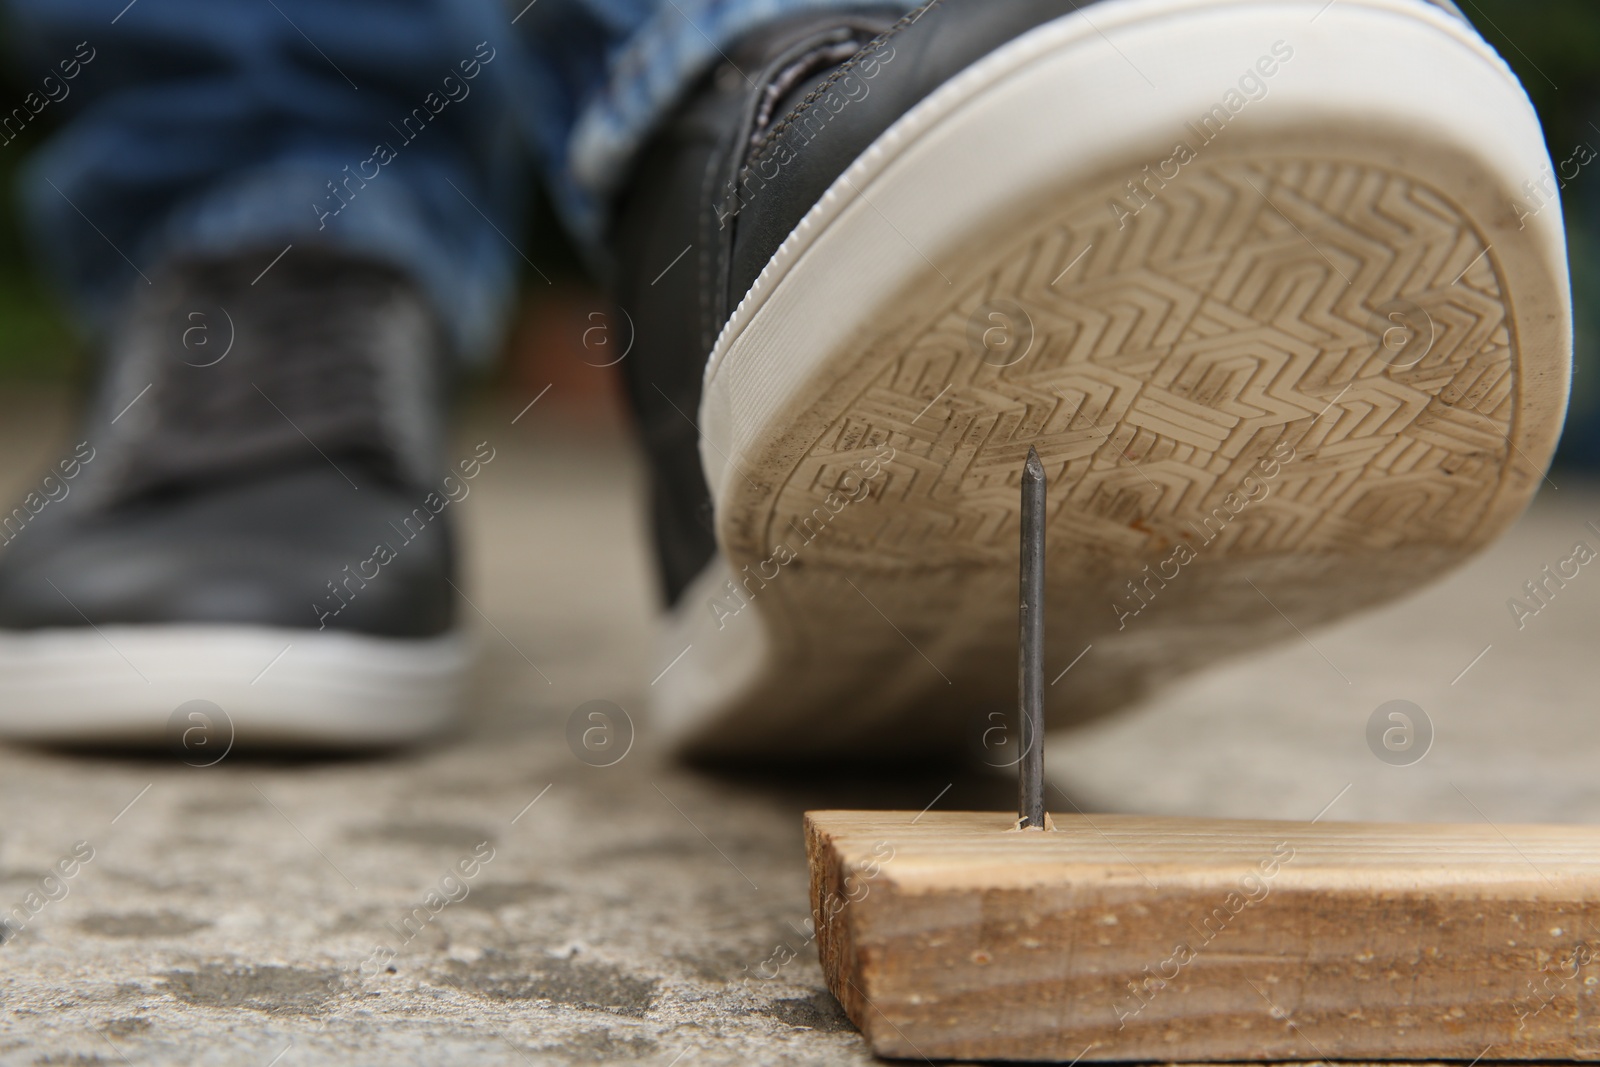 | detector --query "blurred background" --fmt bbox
[0,10,1593,1061]
[0,0,1596,457]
